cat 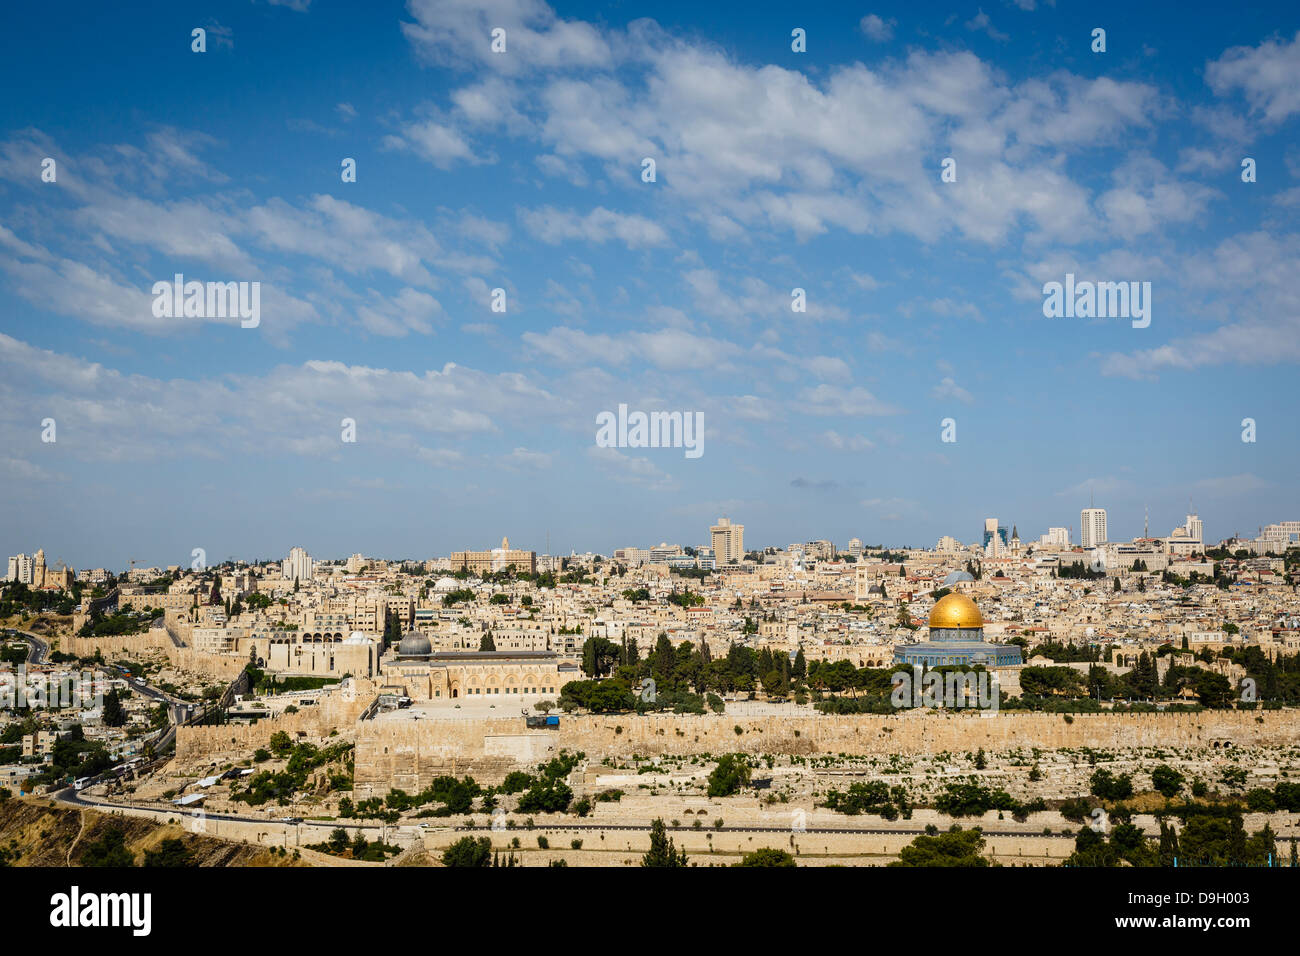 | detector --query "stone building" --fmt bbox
[380,632,574,701]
